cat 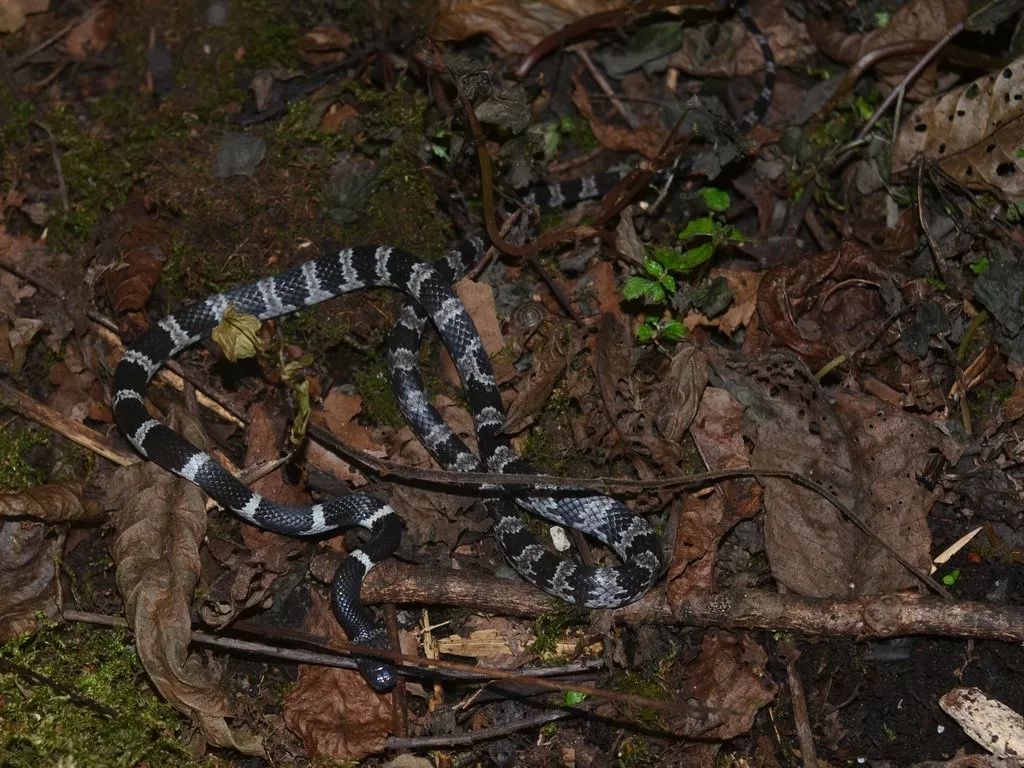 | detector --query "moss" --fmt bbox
[0,85,34,148]
[531,603,583,659]
[43,104,188,252]
[521,389,589,478]
[0,624,203,768]
[614,671,669,730]
[352,362,404,427]
[342,87,453,257]
[0,426,48,491]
